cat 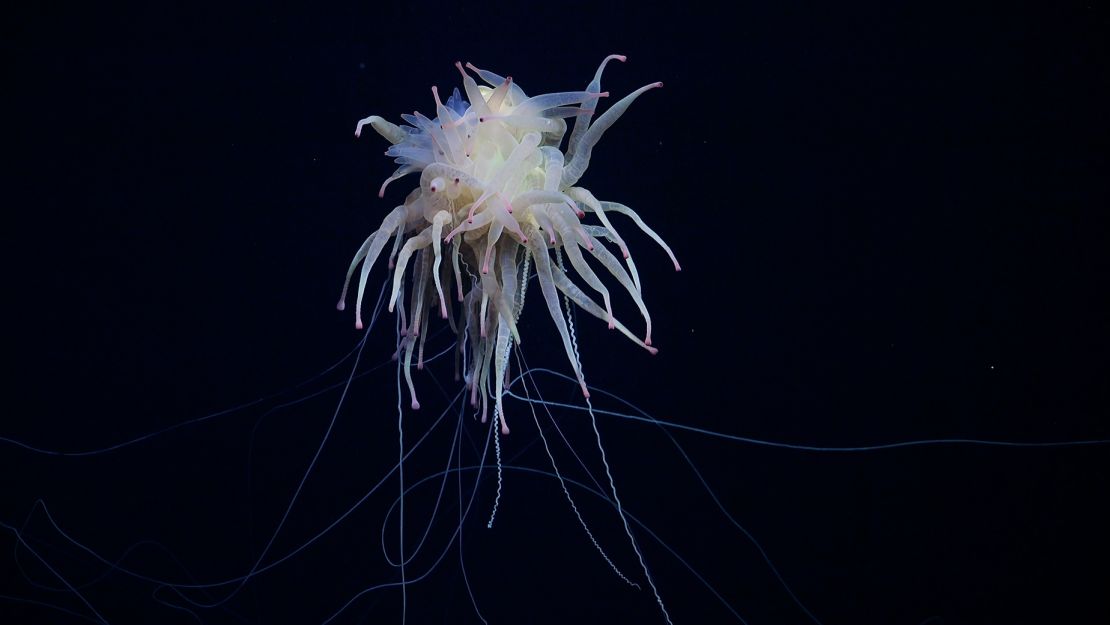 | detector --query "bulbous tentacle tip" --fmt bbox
[501,424,511,435]
[644,336,652,346]
[336,301,346,312]
[653,82,664,89]
[411,400,421,410]
[355,320,364,330]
